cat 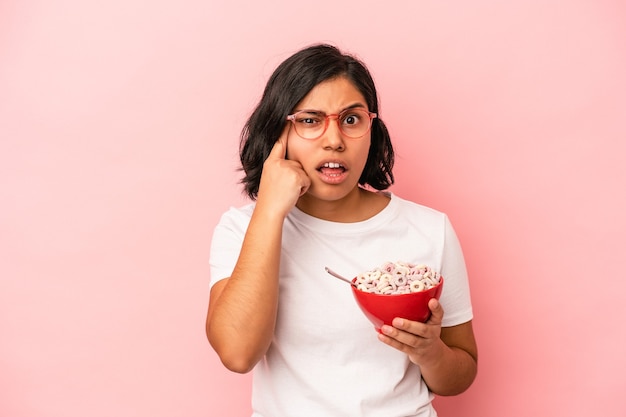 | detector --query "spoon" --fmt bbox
[325,266,357,287]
